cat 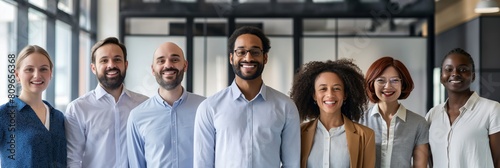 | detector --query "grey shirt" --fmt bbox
[358,104,429,168]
